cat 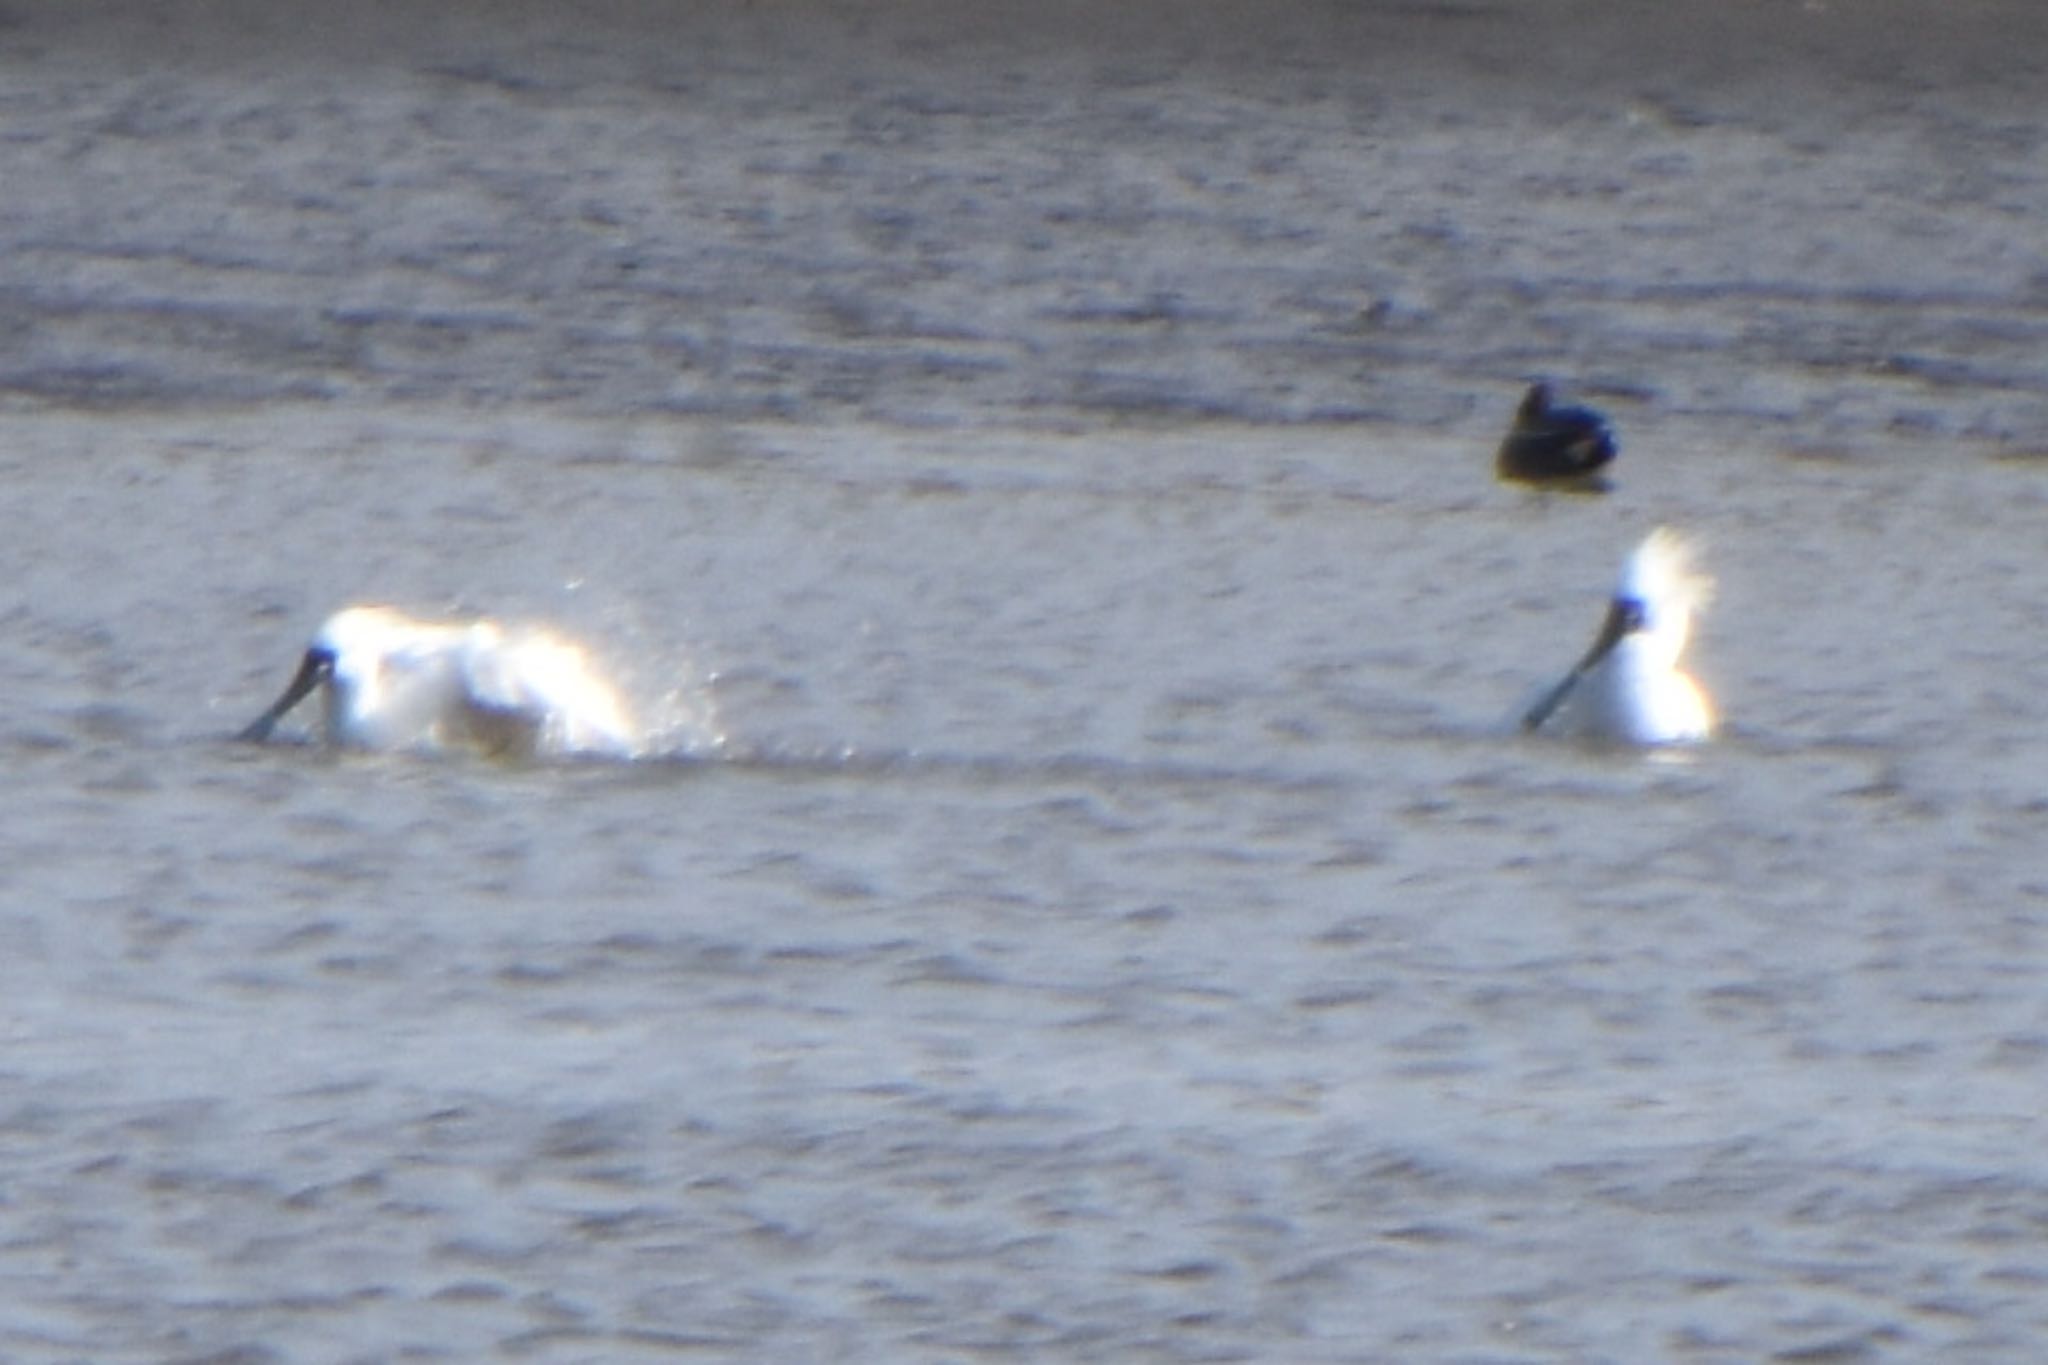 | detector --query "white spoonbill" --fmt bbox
[1521,527,1714,745]
[238,606,636,758]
